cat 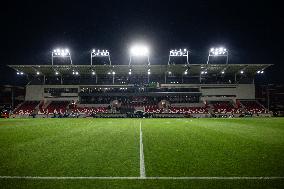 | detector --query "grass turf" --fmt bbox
[0,118,284,188]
